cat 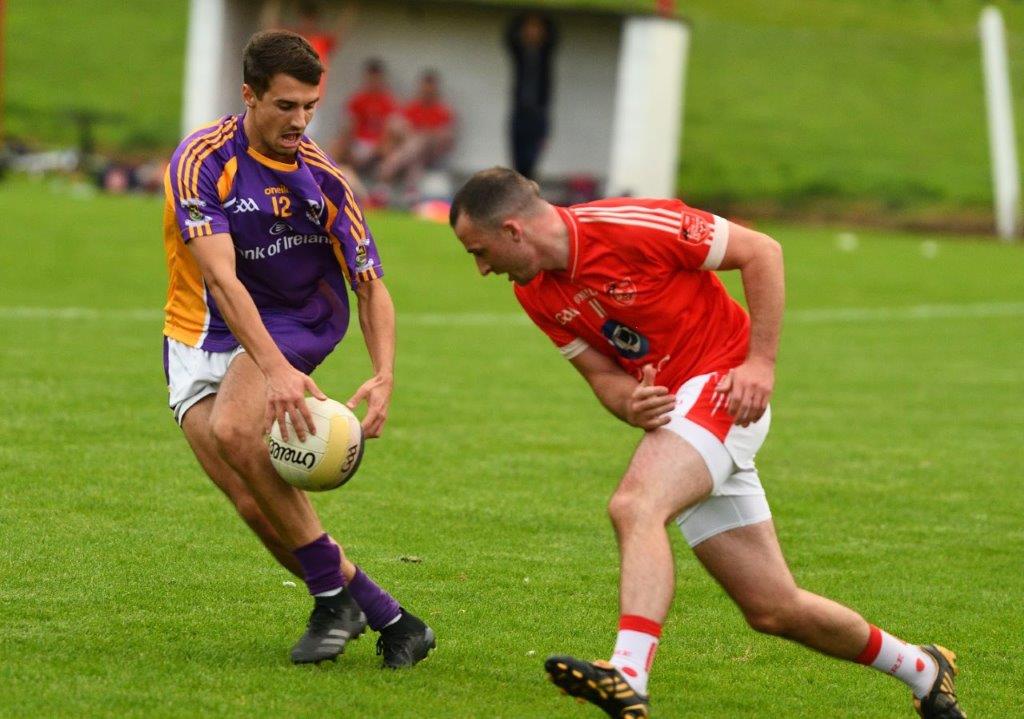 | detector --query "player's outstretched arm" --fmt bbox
[187,232,325,441]
[346,278,395,439]
[569,348,675,431]
[713,222,784,427]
